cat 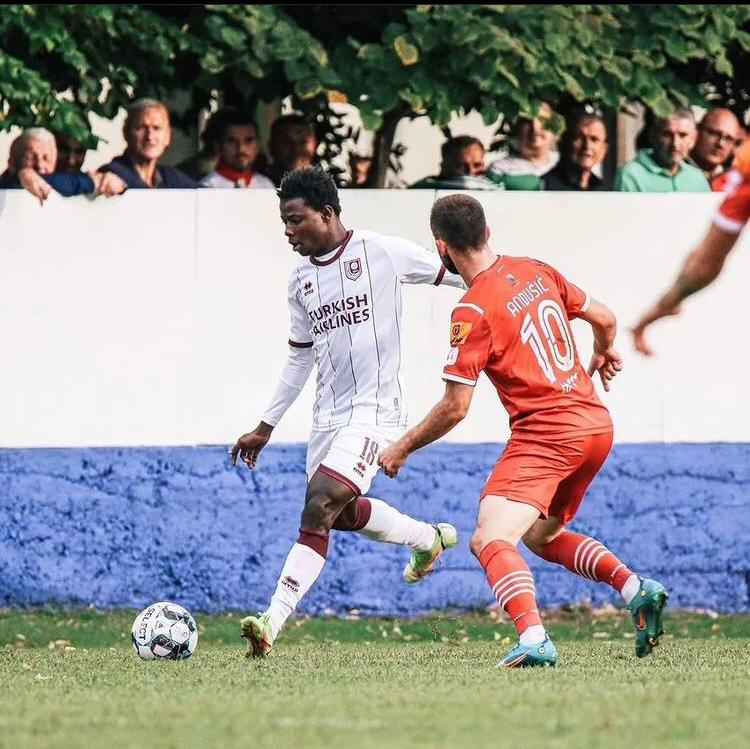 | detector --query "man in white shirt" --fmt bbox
[230,168,464,657]
[200,110,275,189]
